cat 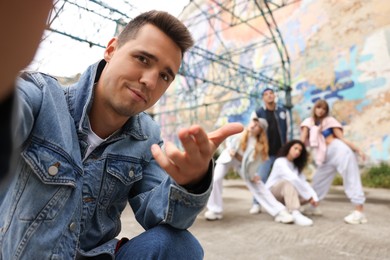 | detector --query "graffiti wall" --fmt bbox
[156,0,390,163]
[284,0,390,163]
